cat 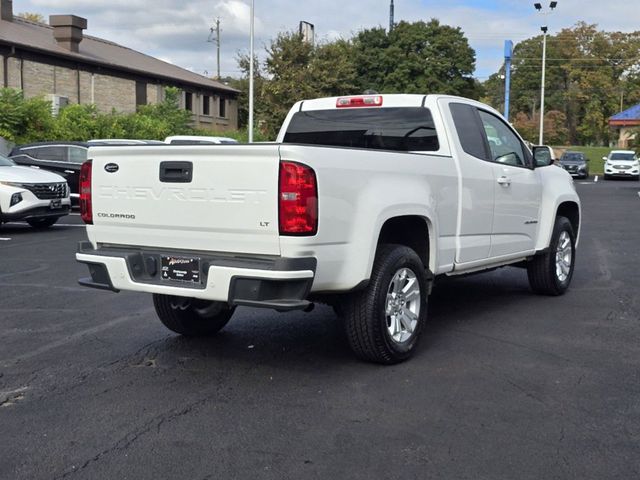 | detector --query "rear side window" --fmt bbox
[283,107,439,152]
[450,103,488,160]
[24,146,67,161]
